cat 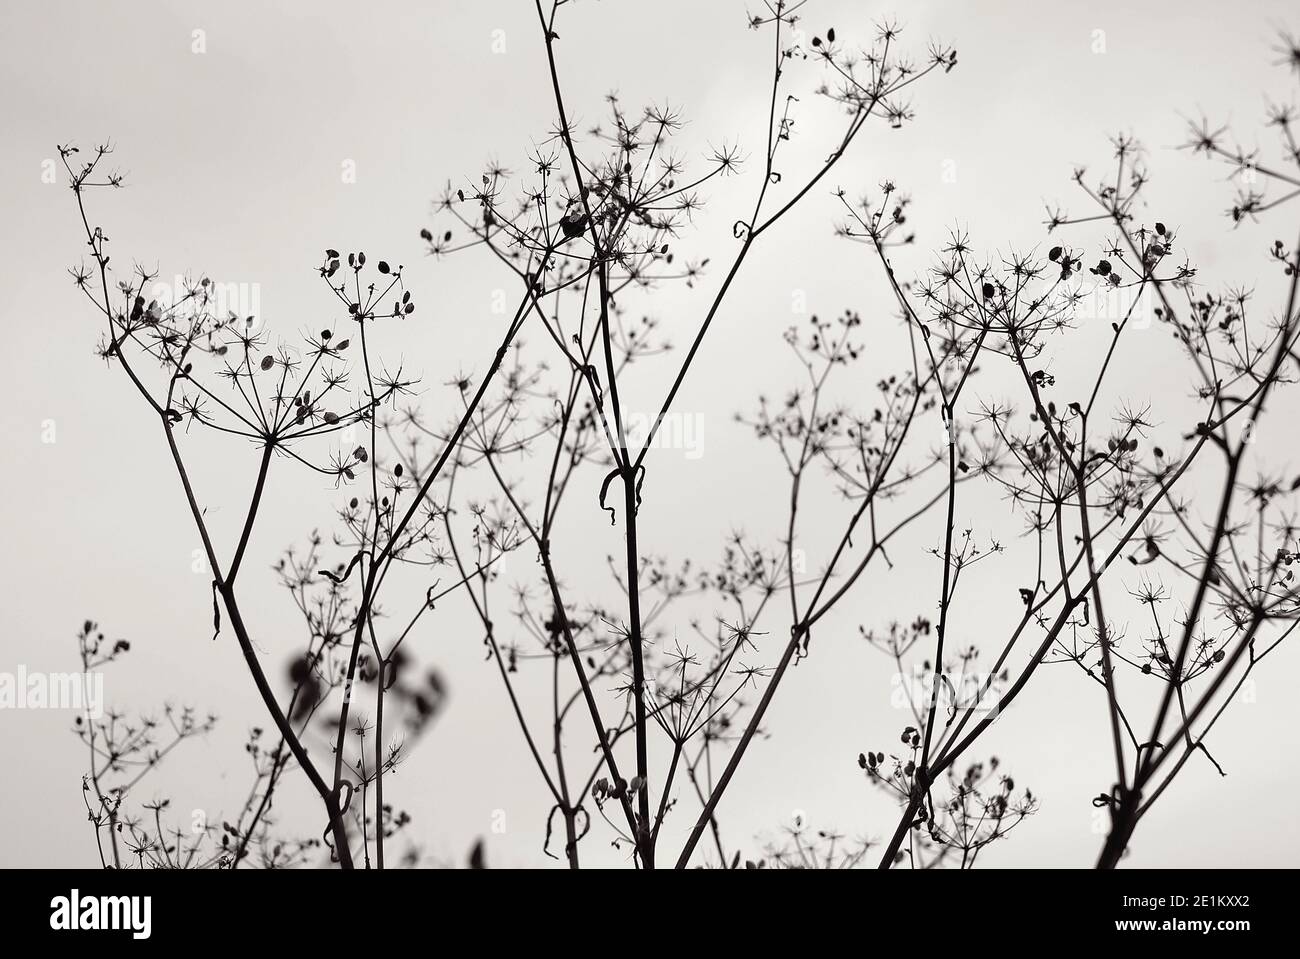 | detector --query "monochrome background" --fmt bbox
[1,0,1297,867]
